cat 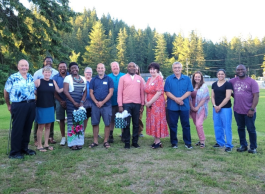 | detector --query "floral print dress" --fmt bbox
[144,76,169,138]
